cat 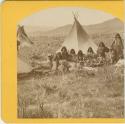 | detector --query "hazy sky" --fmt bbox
[19,7,115,27]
